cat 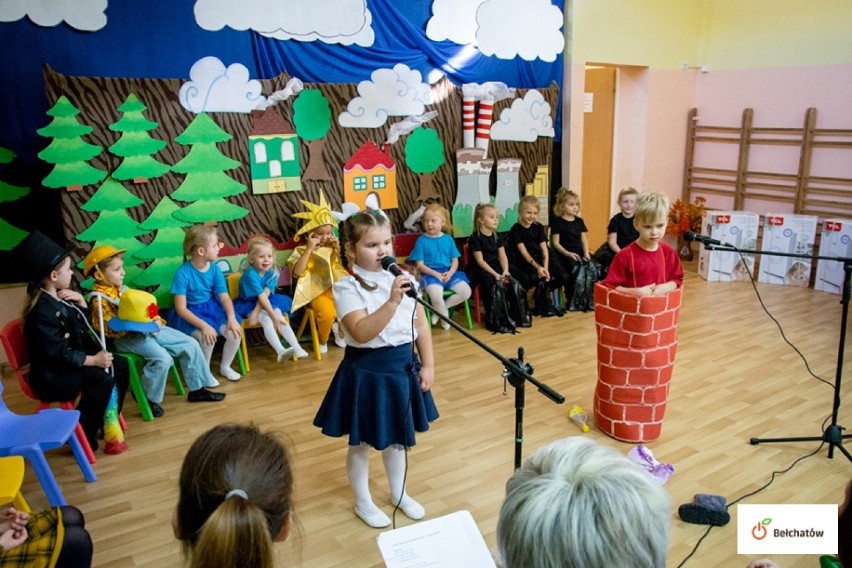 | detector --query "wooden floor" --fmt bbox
[4,260,851,567]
